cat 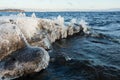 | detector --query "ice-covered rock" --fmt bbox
[0,14,89,80]
[0,46,49,80]
[0,21,26,60]
[0,15,50,80]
